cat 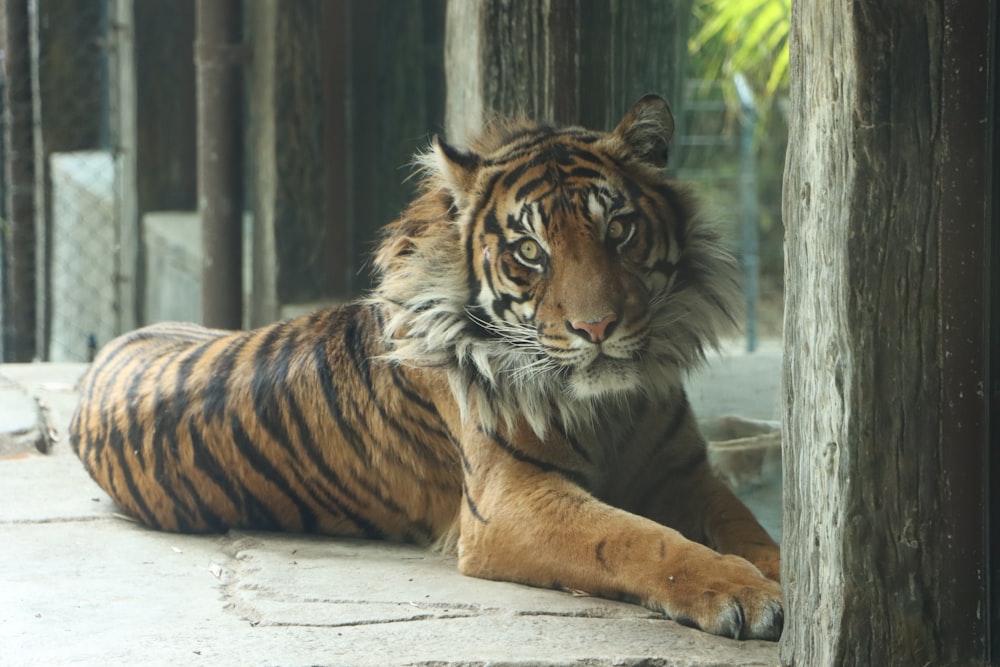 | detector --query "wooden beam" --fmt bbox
[781,0,992,663]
